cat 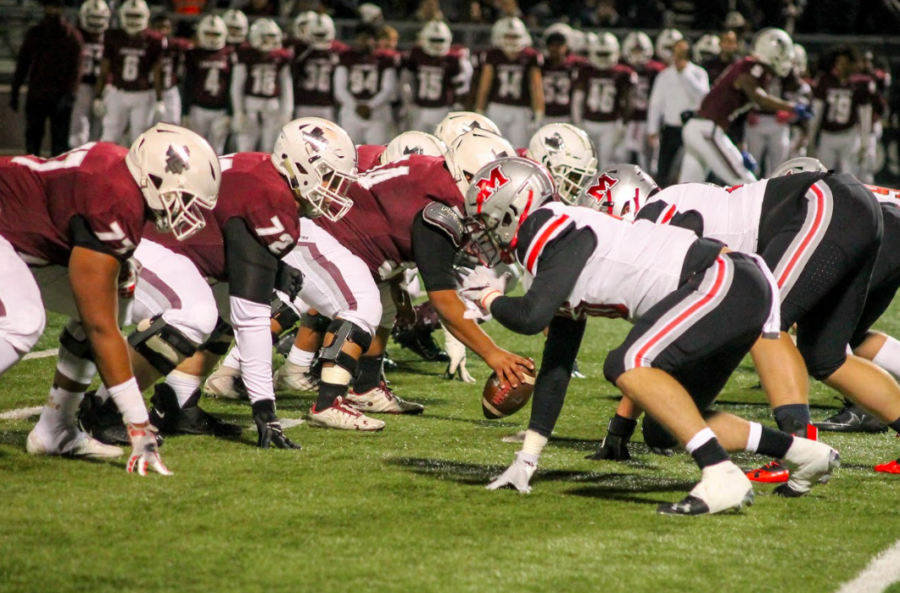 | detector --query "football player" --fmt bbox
[859,50,891,183]
[0,124,220,473]
[573,33,636,171]
[151,14,189,126]
[693,34,720,66]
[404,21,468,133]
[702,31,740,85]
[621,31,665,171]
[458,157,837,513]
[94,0,165,146]
[654,28,683,66]
[183,15,234,155]
[290,13,346,122]
[474,17,544,148]
[433,110,501,146]
[540,26,580,126]
[69,0,110,148]
[524,123,597,205]
[222,9,248,49]
[231,19,293,153]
